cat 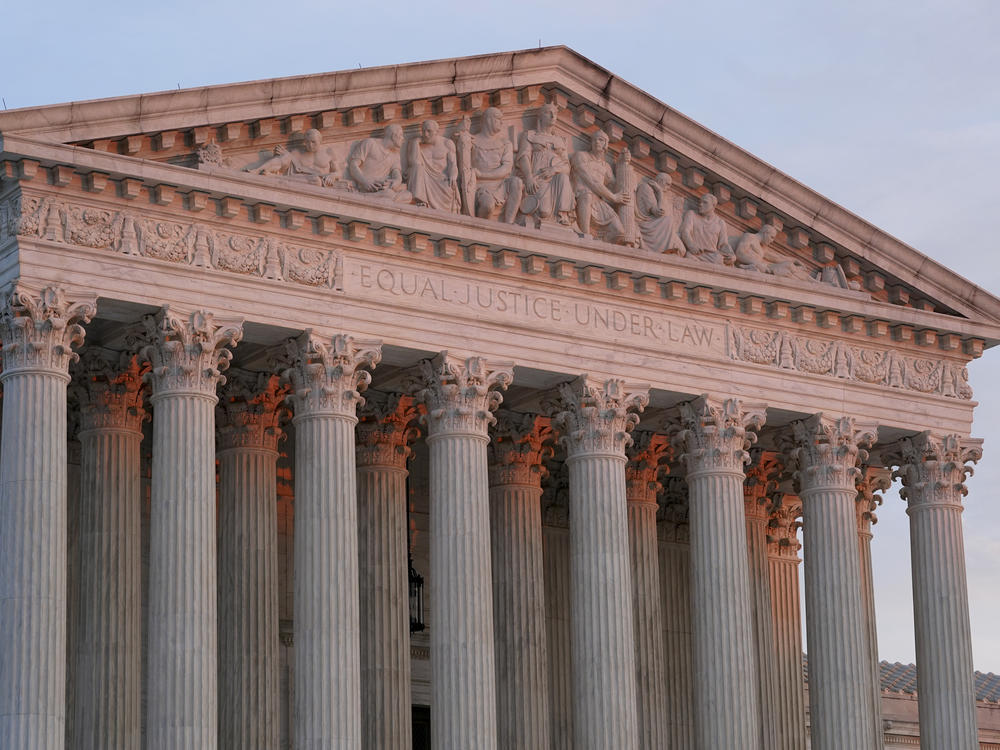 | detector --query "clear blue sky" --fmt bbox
[4,0,999,668]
